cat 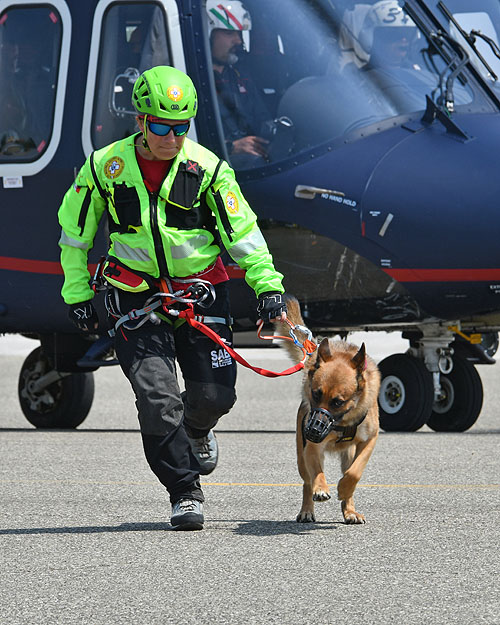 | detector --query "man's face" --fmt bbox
[211,29,243,65]
[372,27,414,67]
